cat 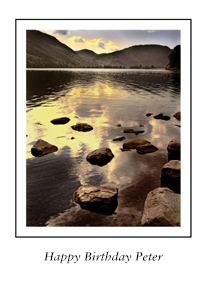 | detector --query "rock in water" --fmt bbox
[141,187,180,226]
[136,143,158,154]
[123,139,151,149]
[86,148,114,166]
[167,138,181,160]
[31,139,58,157]
[71,123,93,132]
[123,139,158,154]
[123,128,135,133]
[74,185,118,215]
[161,160,181,193]
[50,117,70,124]
[173,112,181,121]
[112,136,126,141]
[153,113,170,120]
